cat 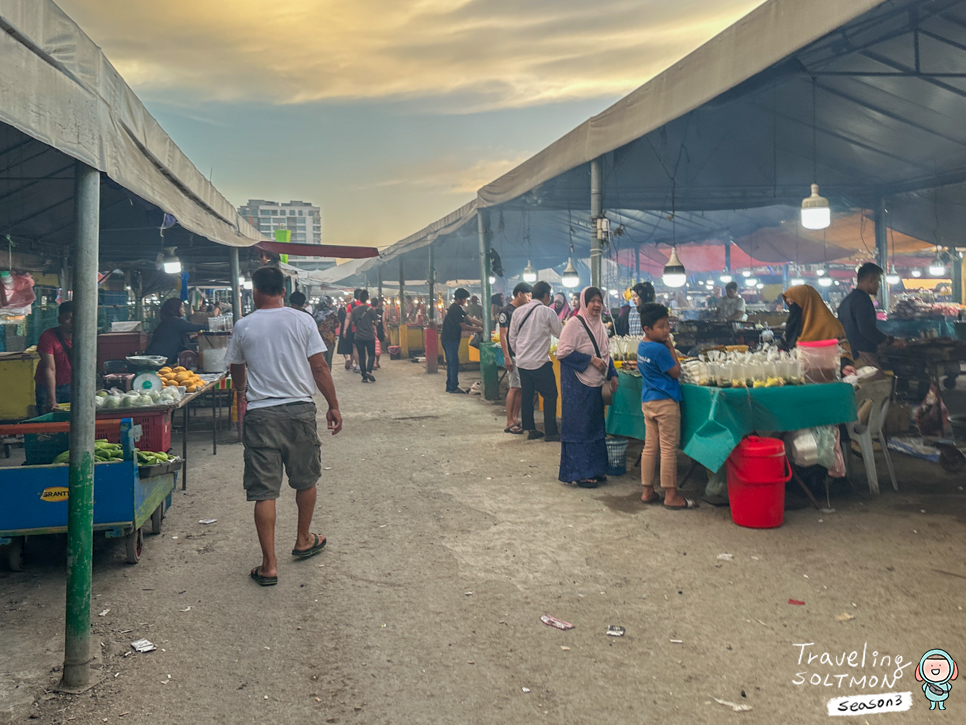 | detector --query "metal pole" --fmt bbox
[953,253,963,306]
[426,244,438,374]
[62,162,99,690]
[634,243,640,283]
[398,258,405,314]
[590,158,603,289]
[873,198,889,310]
[725,241,732,274]
[229,247,242,323]
[478,209,492,337]
[427,246,436,323]
[377,266,383,300]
